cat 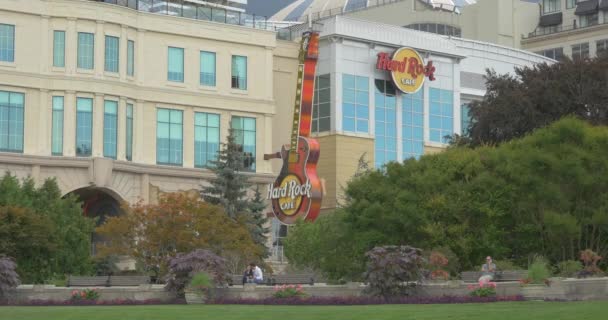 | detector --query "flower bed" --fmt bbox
[212,295,524,305]
[2,298,183,306]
